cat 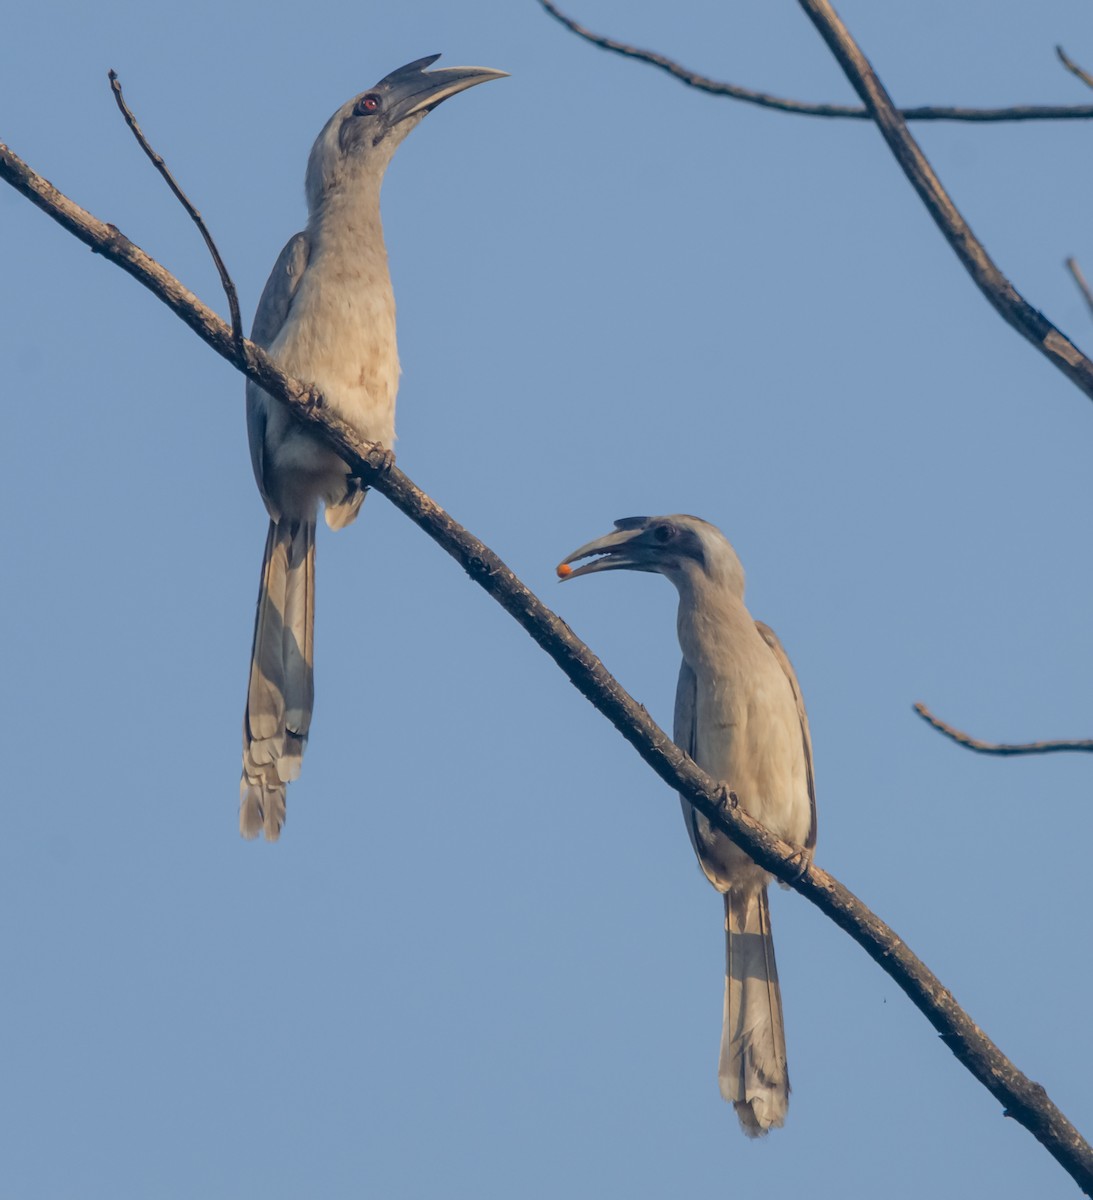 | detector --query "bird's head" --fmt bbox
[557,514,745,597]
[305,54,507,211]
